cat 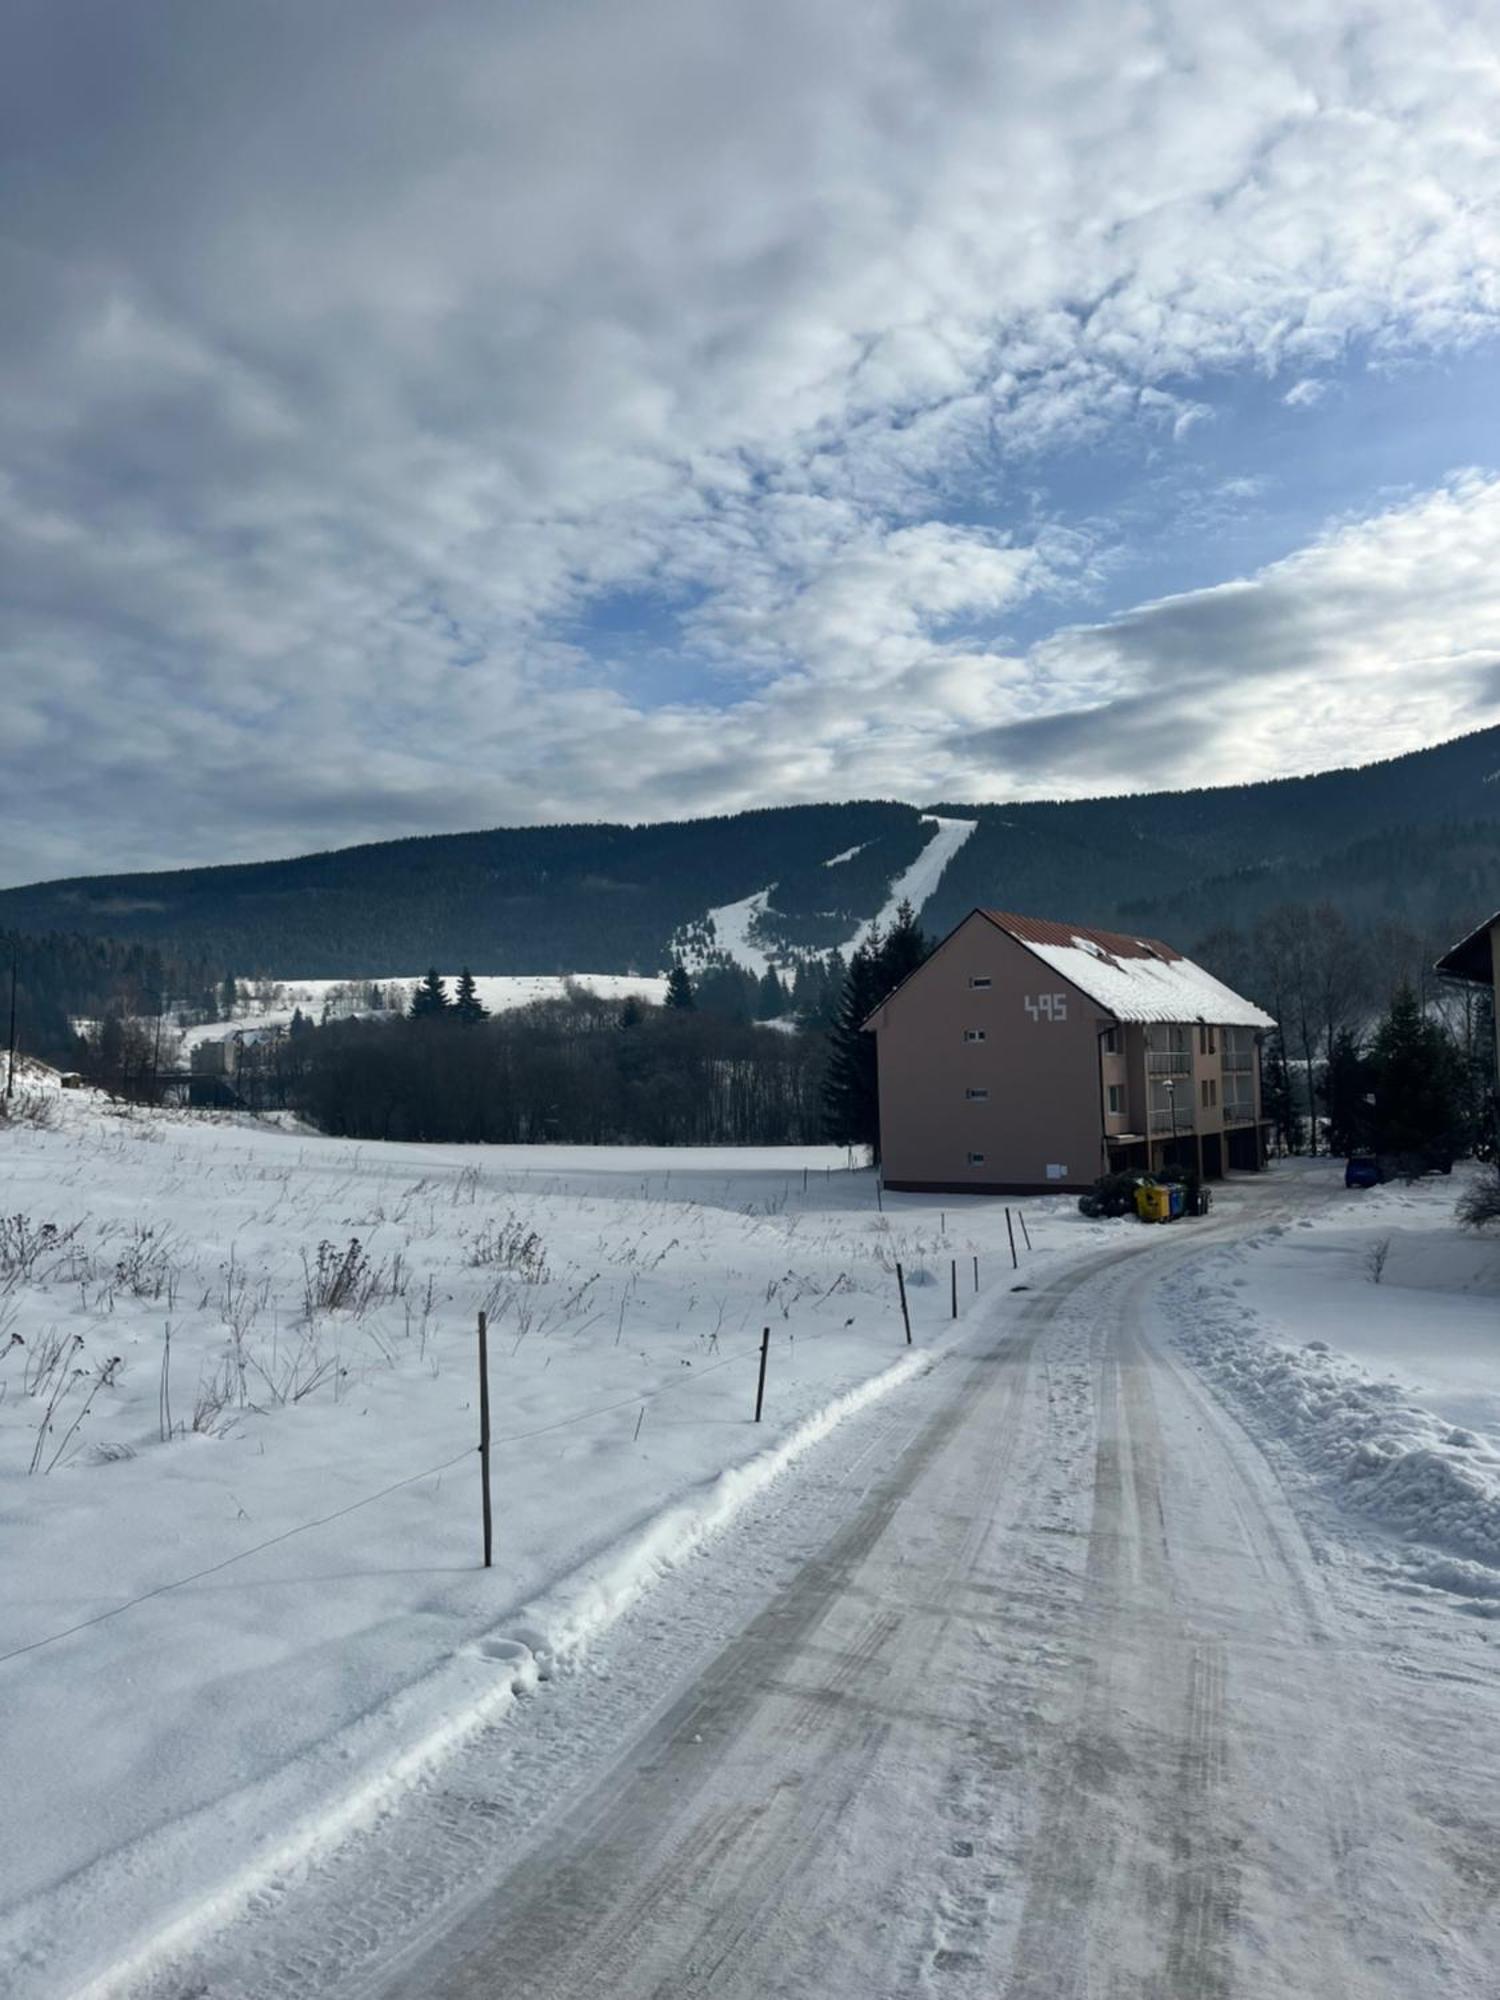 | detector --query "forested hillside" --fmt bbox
[1,728,1496,978]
